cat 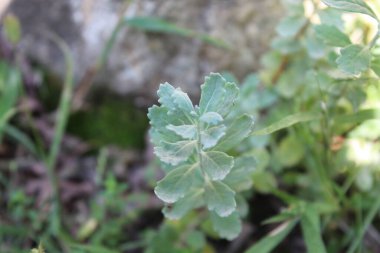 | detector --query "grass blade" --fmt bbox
[301,206,327,253]
[4,125,38,156]
[0,64,21,142]
[45,32,74,235]
[251,112,320,136]
[347,195,380,253]
[333,108,380,125]
[245,219,298,253]
[125,16,229,49]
